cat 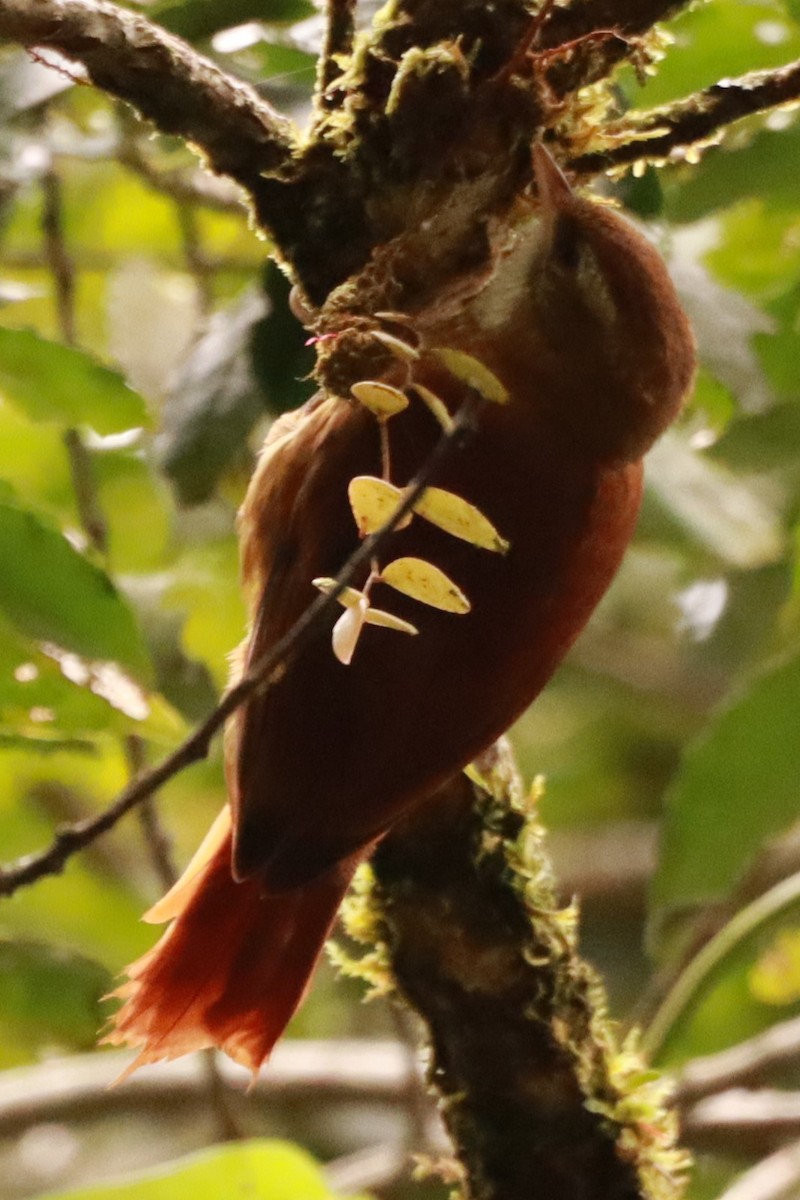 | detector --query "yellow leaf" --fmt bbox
[312,578,368,608]
[348,476,412,536]
[411,383,454,431]
[414,486,509,553]
[432,347,509,404]
[750,930,800,1006]
[381,556,471,613]
[351,380,410,417]
[365,608,418,635]
[372,329,420,362]
[463,761,491,791]
[332,596,369,665]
